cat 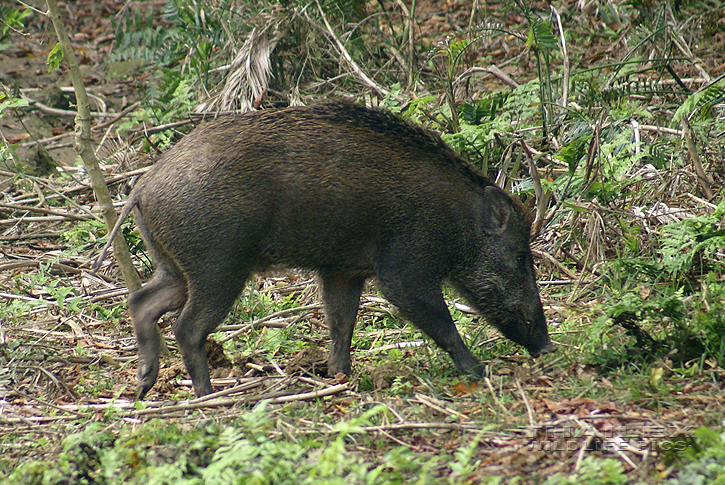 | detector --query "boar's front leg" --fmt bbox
[320,272,366,376]
[128,266,187,400]
[378,273,485,378]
